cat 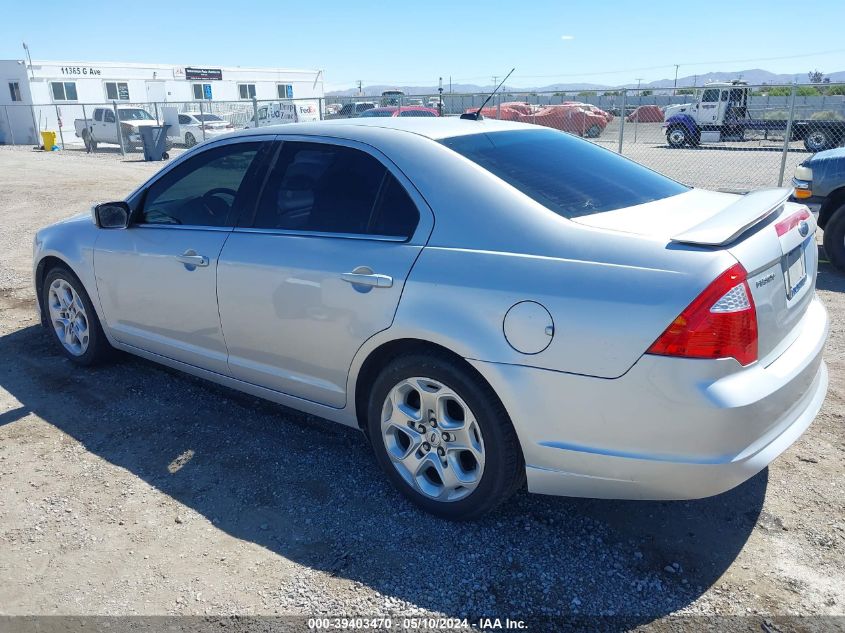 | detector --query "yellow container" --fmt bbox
[40,131,57,150]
